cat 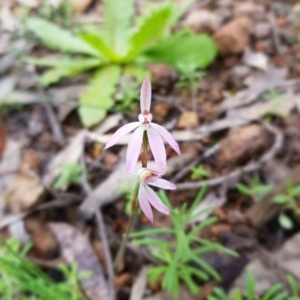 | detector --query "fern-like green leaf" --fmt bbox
[143,31,217,72]
[78,65,121,127]
[125,4,172,61]
[103,0,135,55]
[26,17,100,57]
